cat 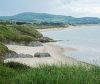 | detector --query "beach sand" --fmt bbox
[5,43,80,67]
[37,28,68,32]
